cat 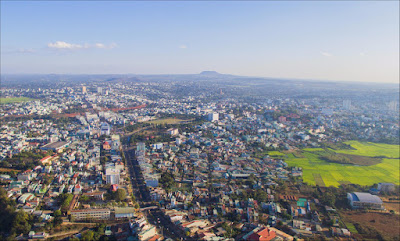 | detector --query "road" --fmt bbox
[123,144,194,241]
